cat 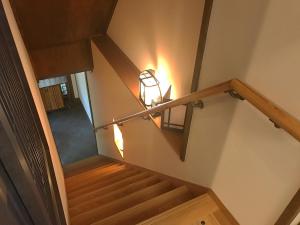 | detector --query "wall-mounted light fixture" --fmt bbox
[139,69,163,108]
